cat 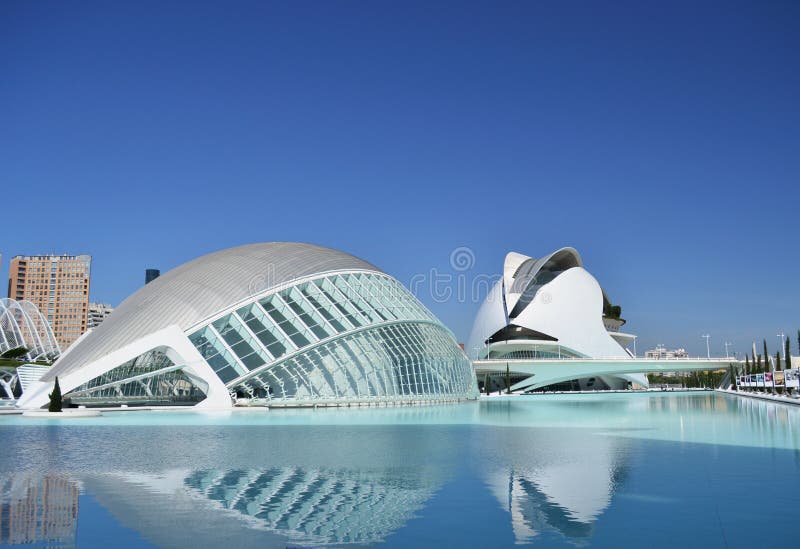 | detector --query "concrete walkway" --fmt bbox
[716,388,800,406]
